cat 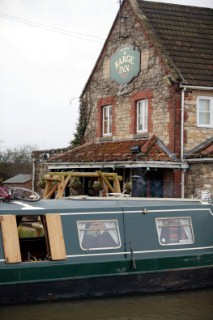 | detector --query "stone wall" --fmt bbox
[81,0,181,156]
[185,162,213,197]
[184,90,213,152]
